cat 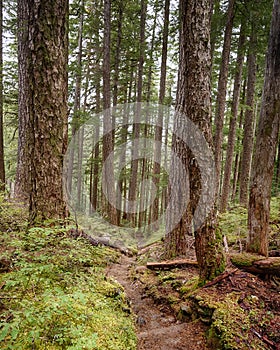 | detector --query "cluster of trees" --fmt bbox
[0,0,279,281]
